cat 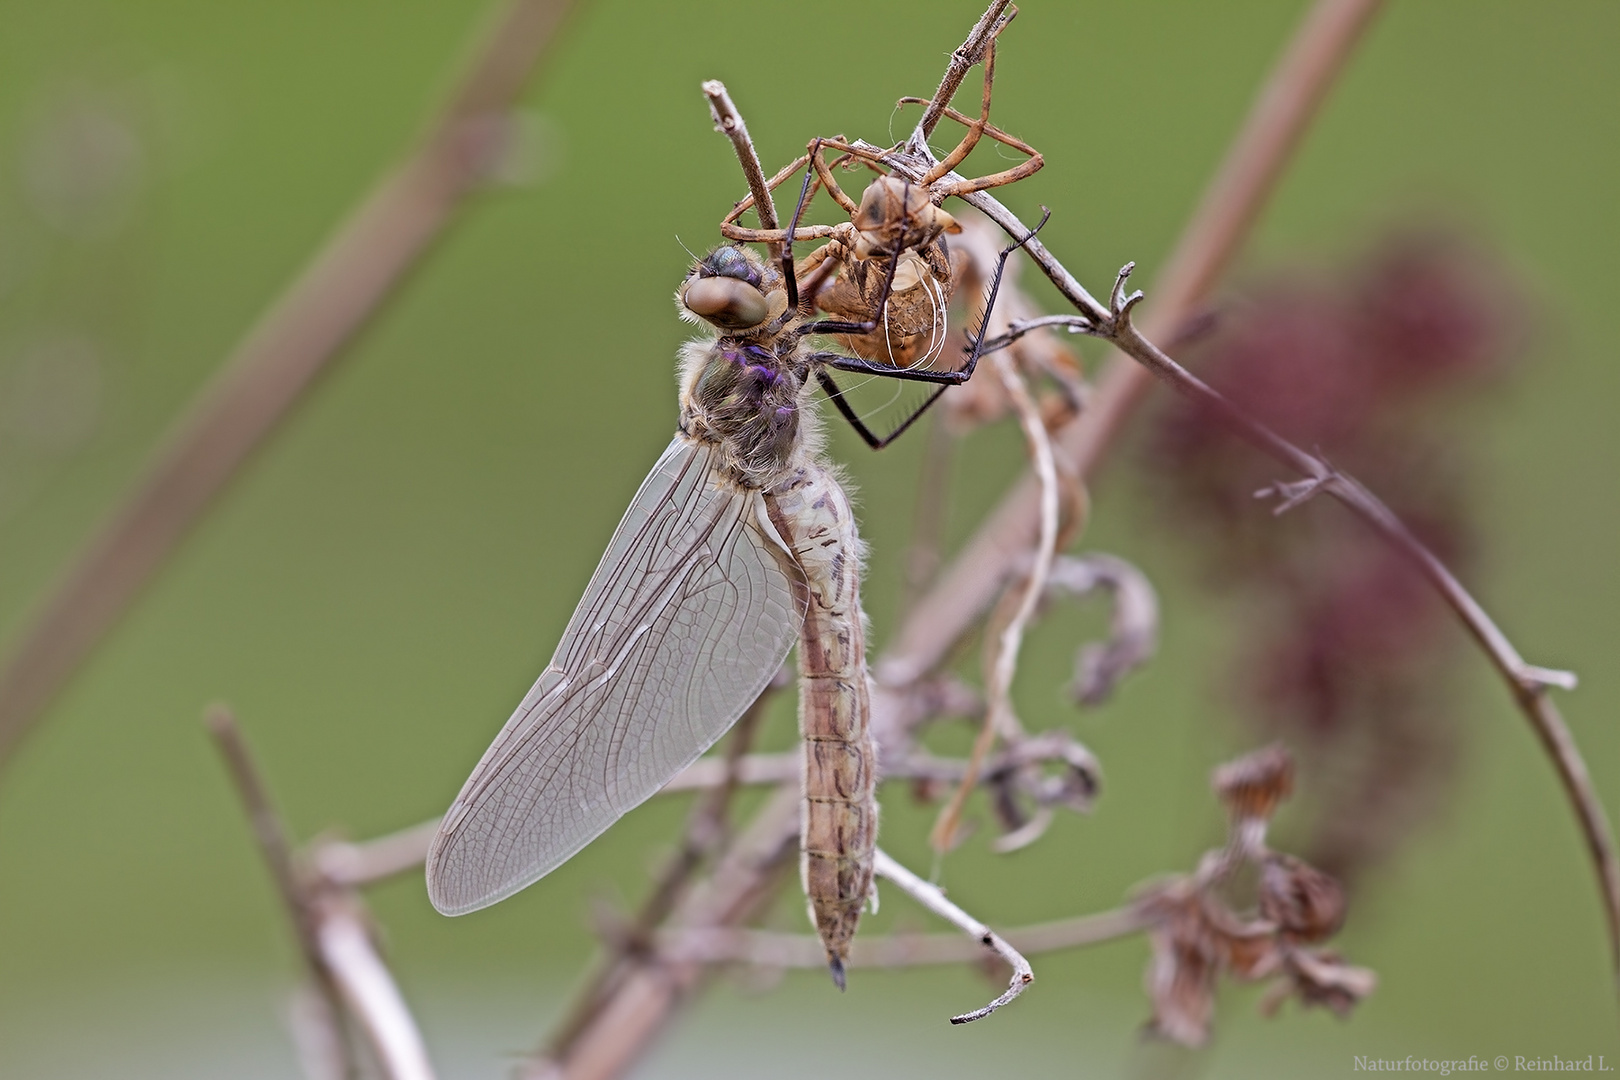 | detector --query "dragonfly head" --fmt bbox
[678,245,788,333]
